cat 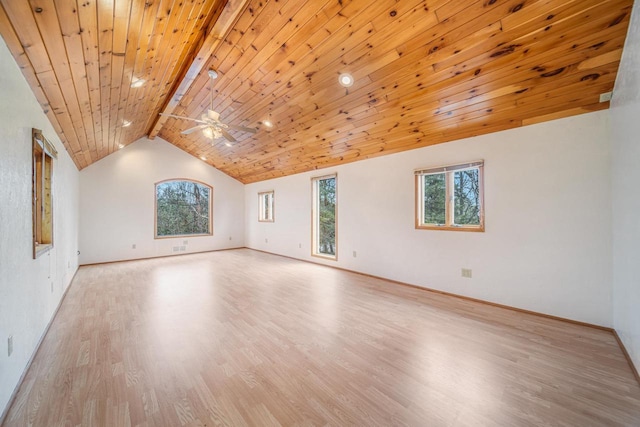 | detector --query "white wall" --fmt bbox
[245,111,613,326]
[0,39,79,417]
[79,137,245,264]
[611,2,640,371]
